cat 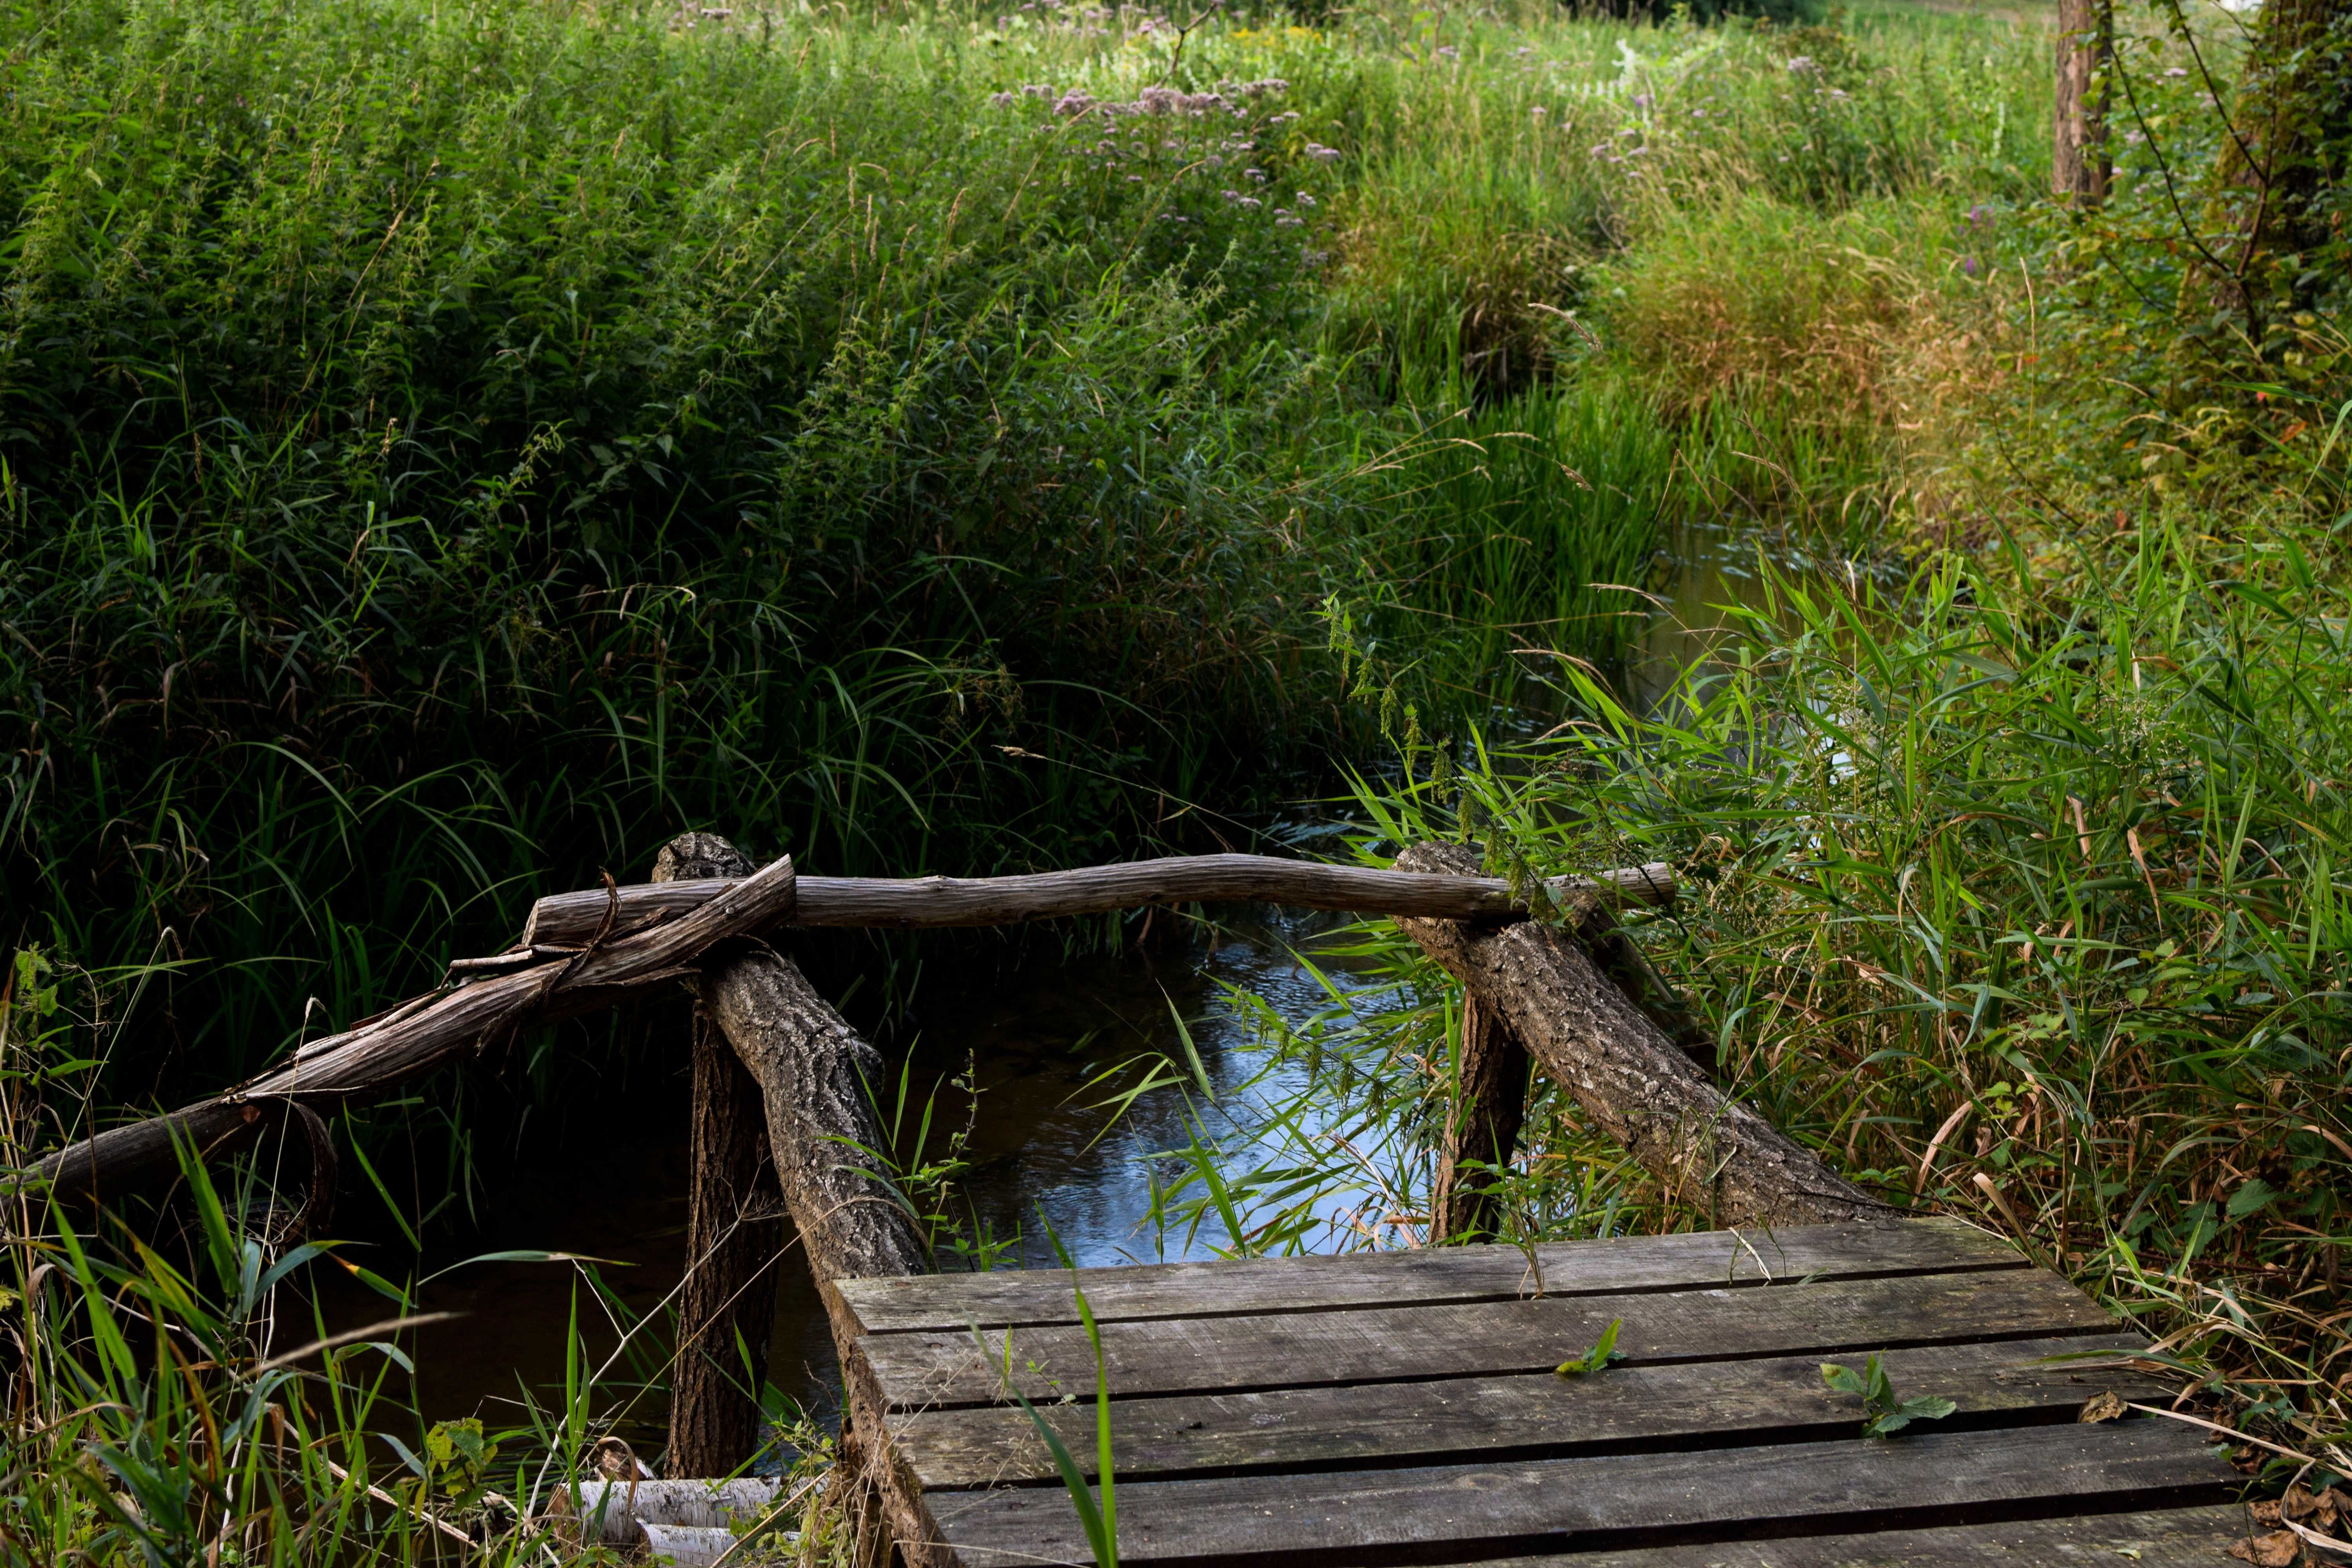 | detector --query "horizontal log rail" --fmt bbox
[521,854,1675,947]
[15,852,1672,1208]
